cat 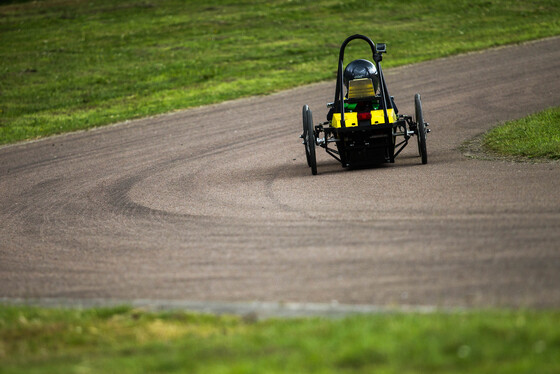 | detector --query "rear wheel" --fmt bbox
[415,93,428,165]
[305,107,317,175]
